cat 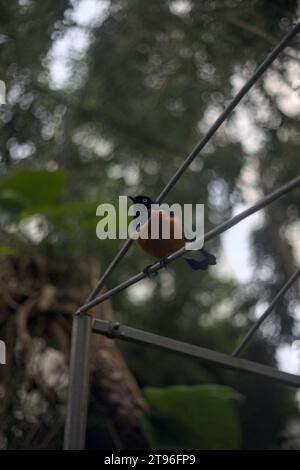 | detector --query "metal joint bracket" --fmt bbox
[106,321,121,338]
